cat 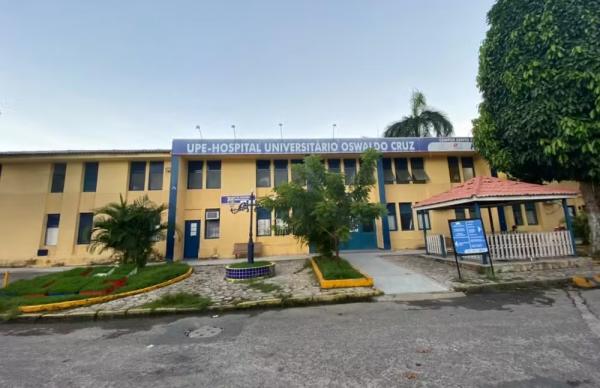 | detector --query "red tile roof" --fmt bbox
[415,176,579,209]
